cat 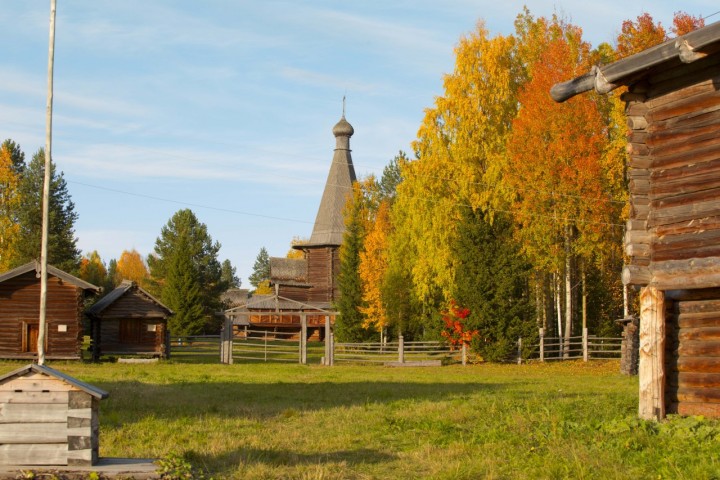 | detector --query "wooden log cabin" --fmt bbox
[0,262,99,360]
[551,21,720,419]
[0,363,108,466]
[86,280,172,360]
